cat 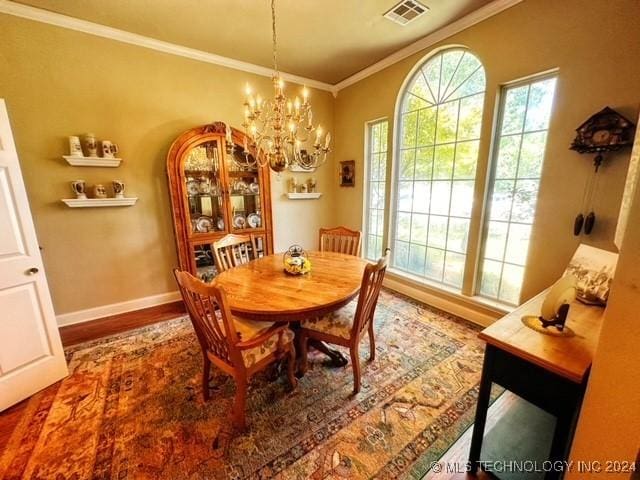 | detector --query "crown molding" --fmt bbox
[0,0,522,95]
[0,0,335,93]
[333,0,523,93]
